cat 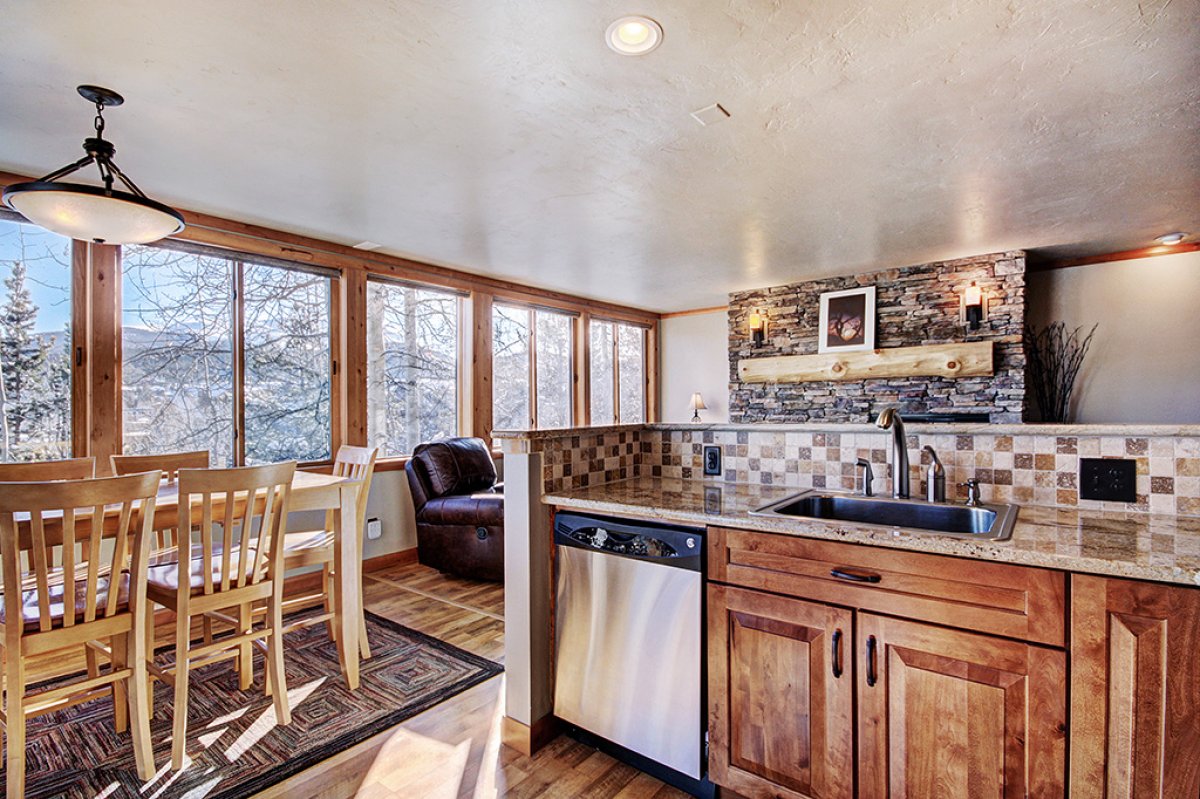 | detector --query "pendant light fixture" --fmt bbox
[1,85,184,244]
